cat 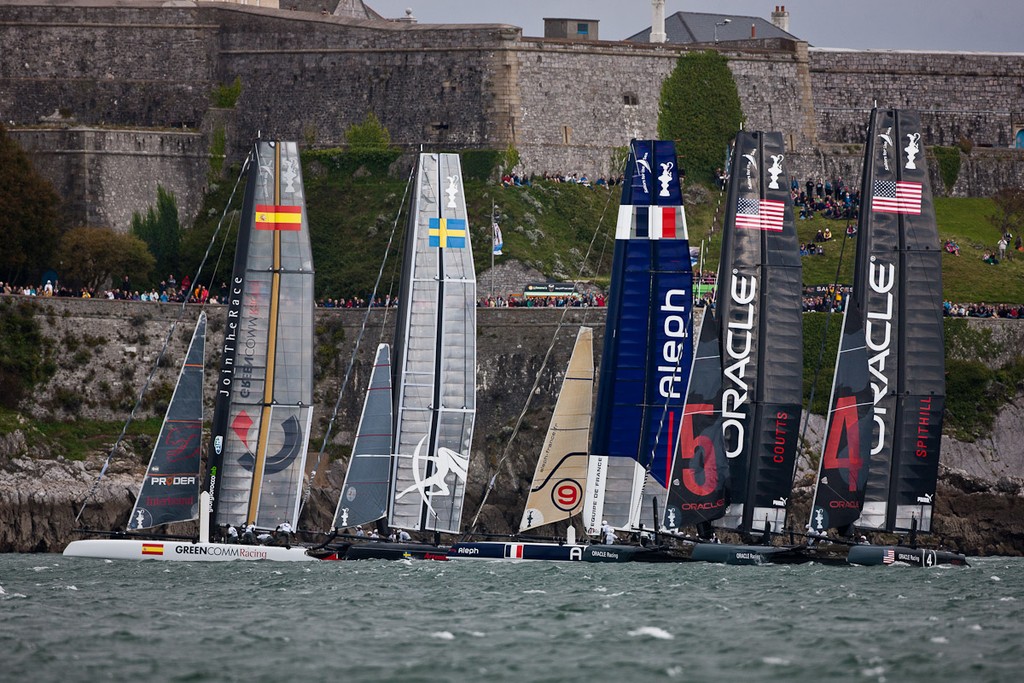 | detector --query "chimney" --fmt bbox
[650,0,667,43]
[751,24,756,38]
[771,5,790,33]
